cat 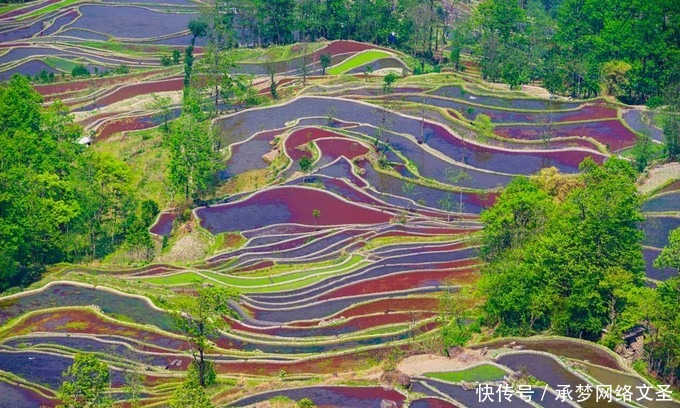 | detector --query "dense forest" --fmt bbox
[477,160,680,385]
[206,0,678,104]
[0,76,158,292]
[1,0,680,402]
